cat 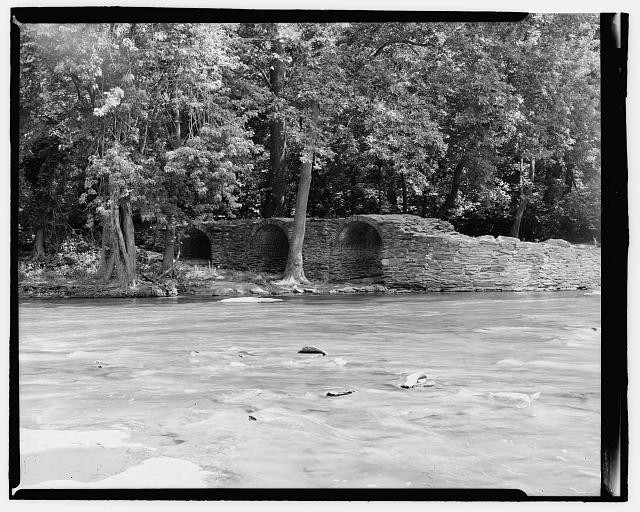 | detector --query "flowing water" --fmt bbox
[17,292,601,495]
